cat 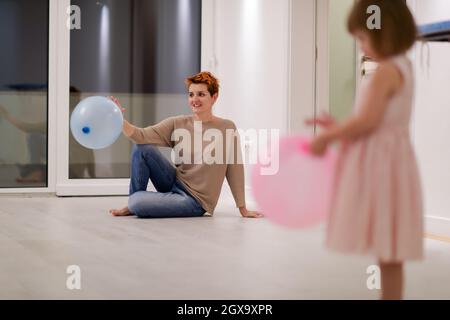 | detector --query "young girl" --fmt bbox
[307,0,422,300]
